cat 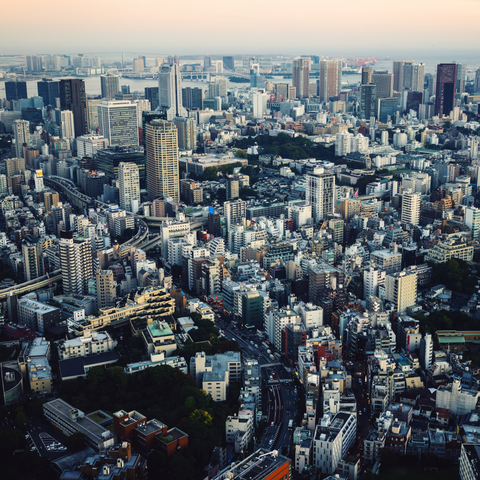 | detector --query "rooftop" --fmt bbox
[147,321,173,338]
